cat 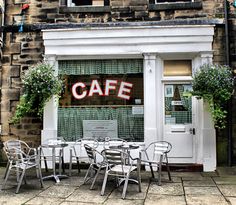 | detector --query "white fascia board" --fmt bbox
[44,36,213,46]
[43,25,214,40]
[45,42,212,56]
[43,25,215,56]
